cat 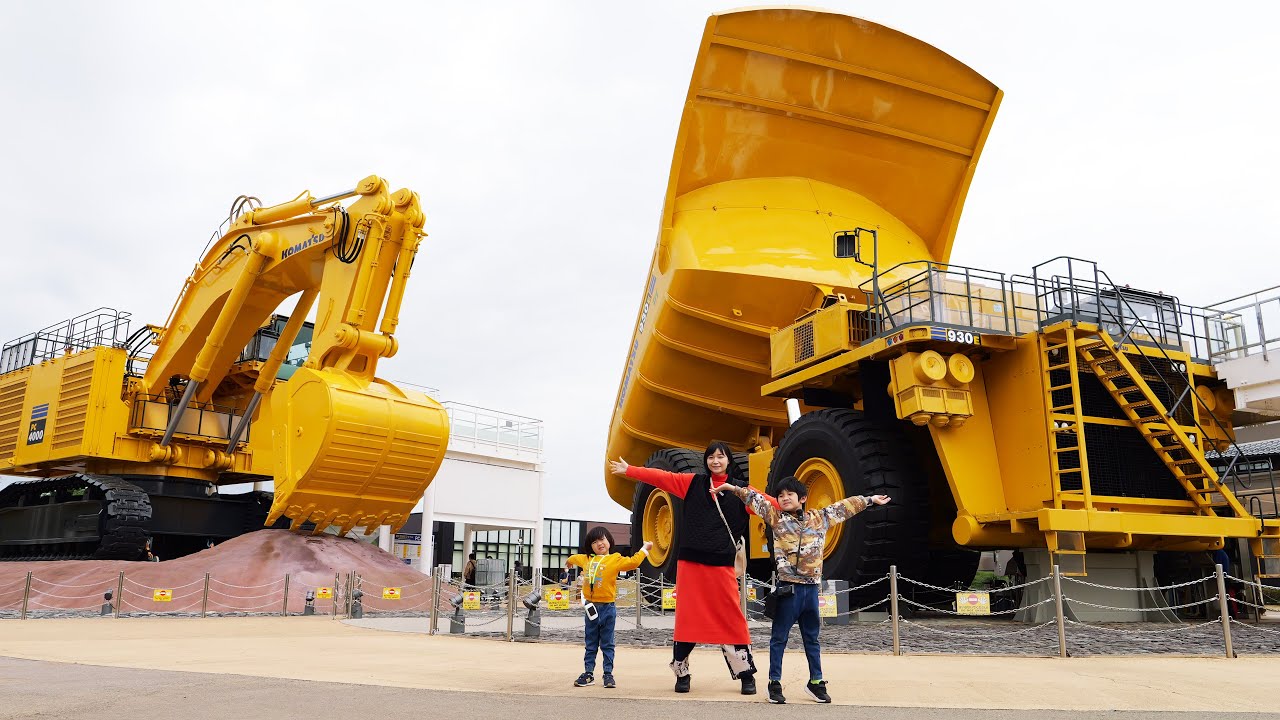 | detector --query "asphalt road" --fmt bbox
[5,657,1277,720]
